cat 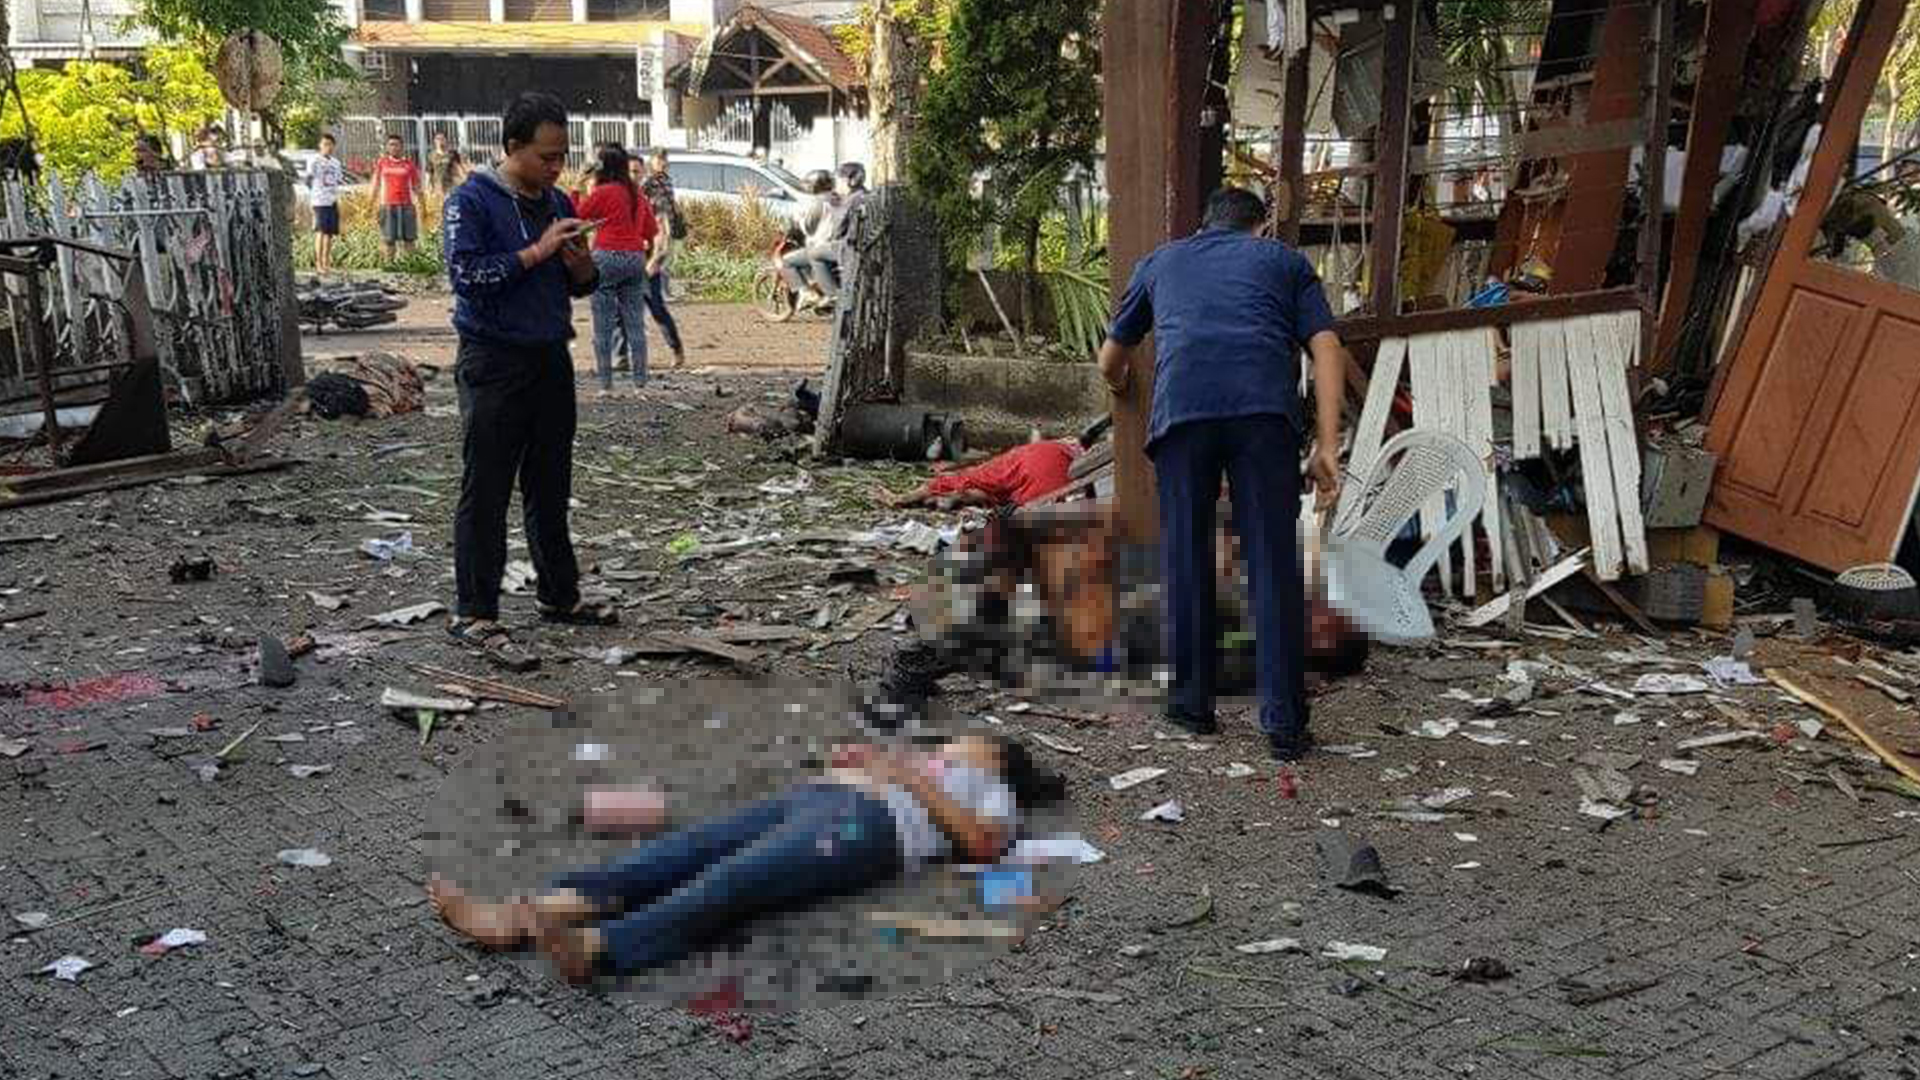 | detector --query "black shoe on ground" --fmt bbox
[1162,706,1220,736]
[1267,728,1315,762]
